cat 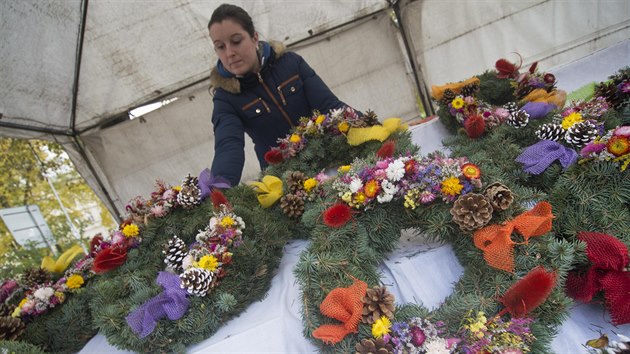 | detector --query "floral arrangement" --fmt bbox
[166,202,245,297]
[373,316,457,354]
[579,125,630,171]
[125,179,180,222]
[264,106,376,164]
[458,311,536,353]
[495,56,558,101]
[331,152,482,209]
[585,332,630,354]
